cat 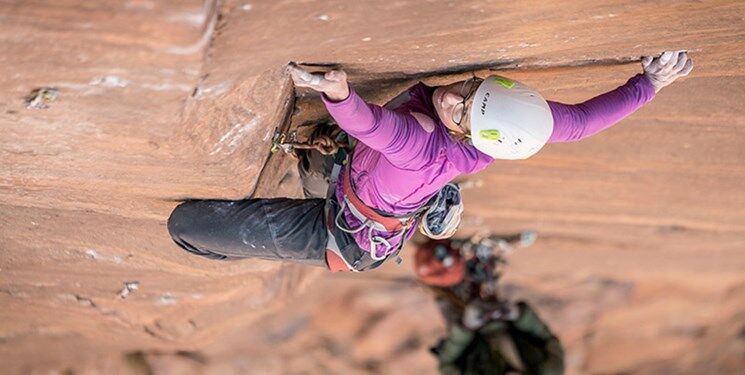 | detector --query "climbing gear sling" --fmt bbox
[418,183,463,240]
